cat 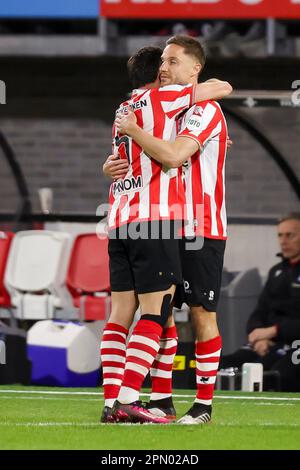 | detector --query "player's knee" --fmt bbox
[141,294,173,327]
[109,310,135,329]
[191,309,218,333]
[192,306,216,319]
